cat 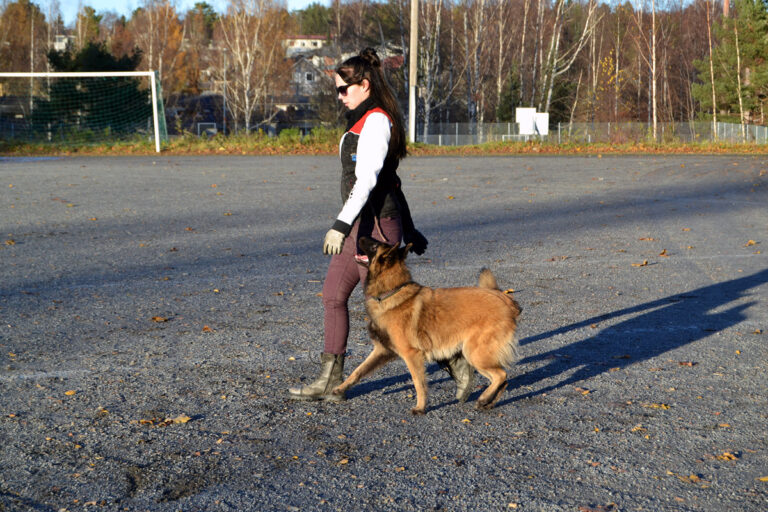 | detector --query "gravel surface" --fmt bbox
[0,154,766,511]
